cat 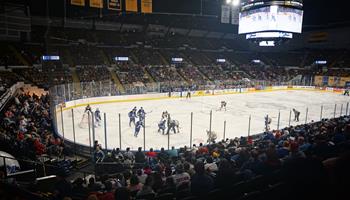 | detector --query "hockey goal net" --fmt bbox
[79,112,91,129]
